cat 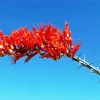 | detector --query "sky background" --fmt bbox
[0,0,100,100]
